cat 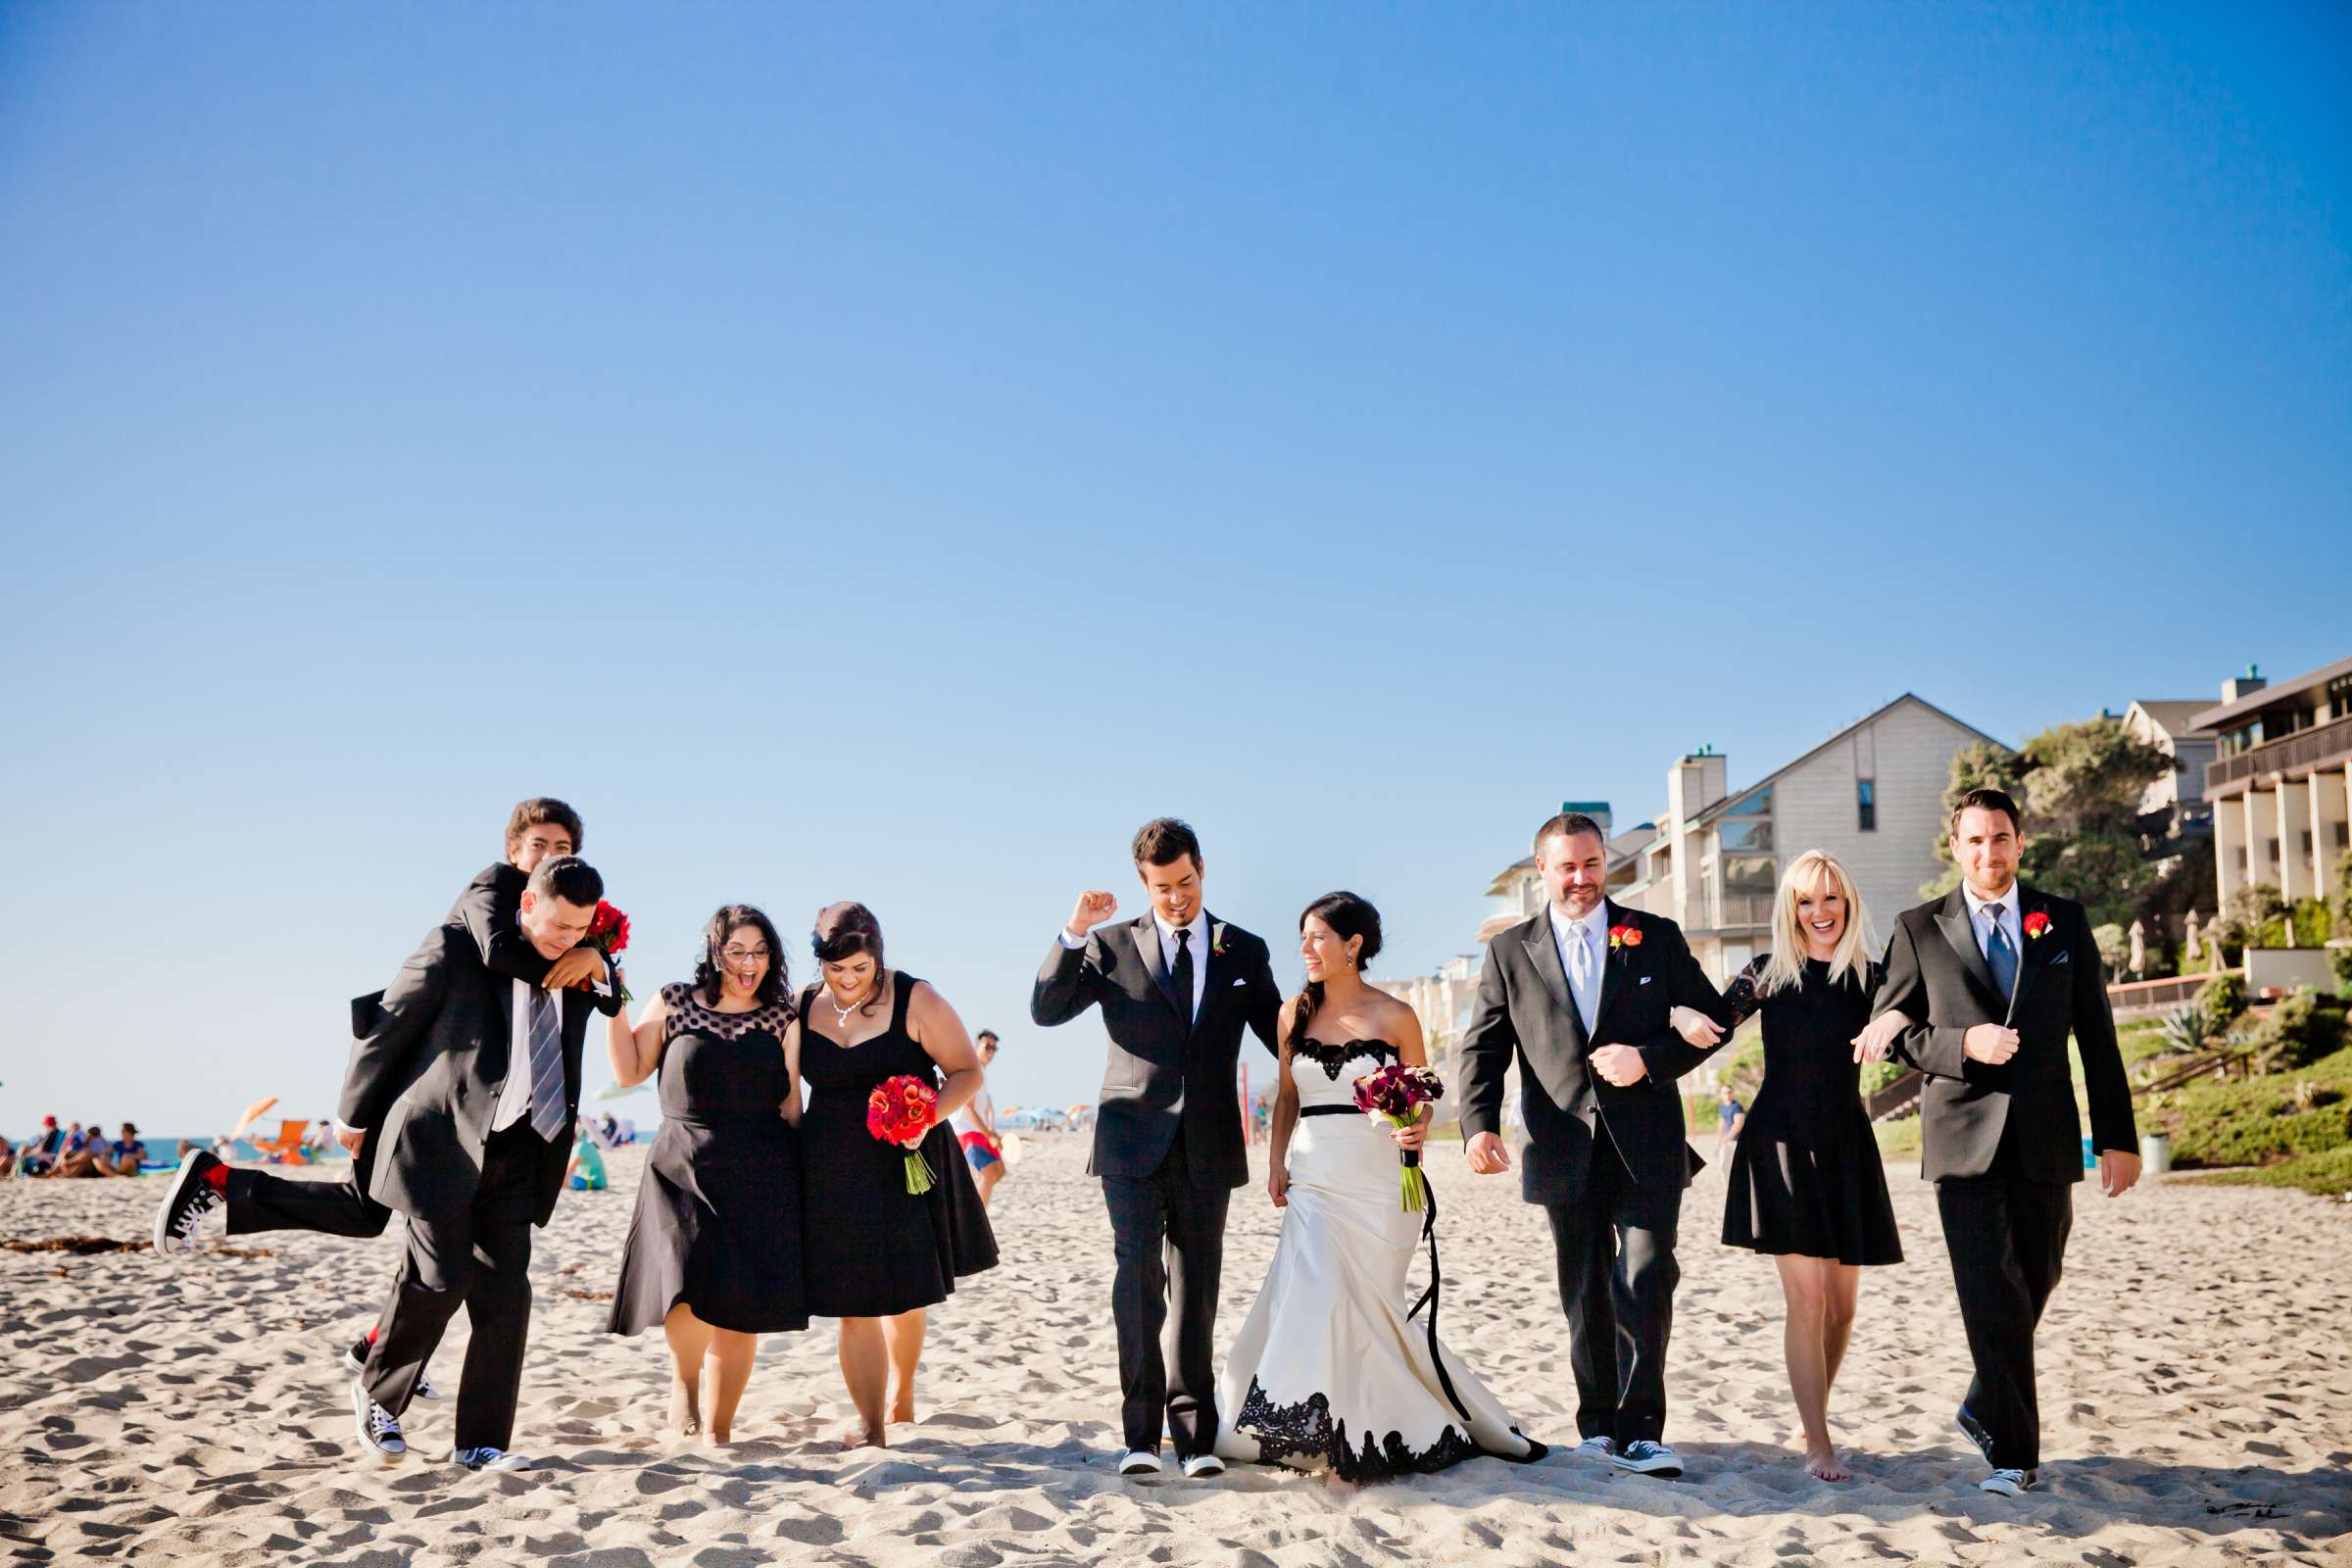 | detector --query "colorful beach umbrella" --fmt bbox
[229,1097,279,1140]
